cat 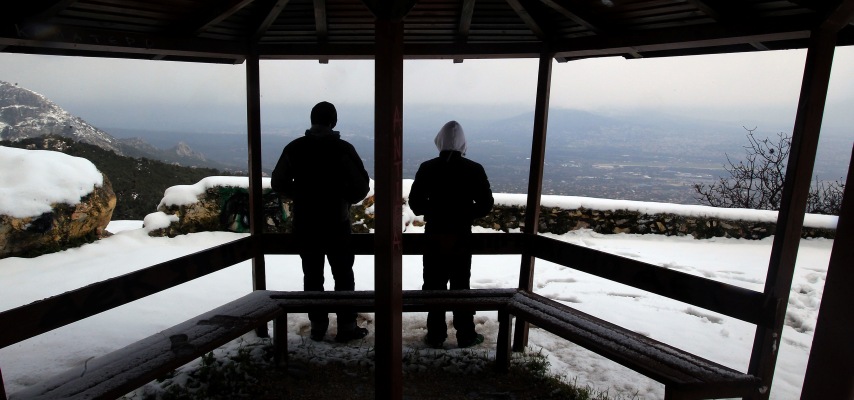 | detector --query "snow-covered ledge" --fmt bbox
[147,177,837,239]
